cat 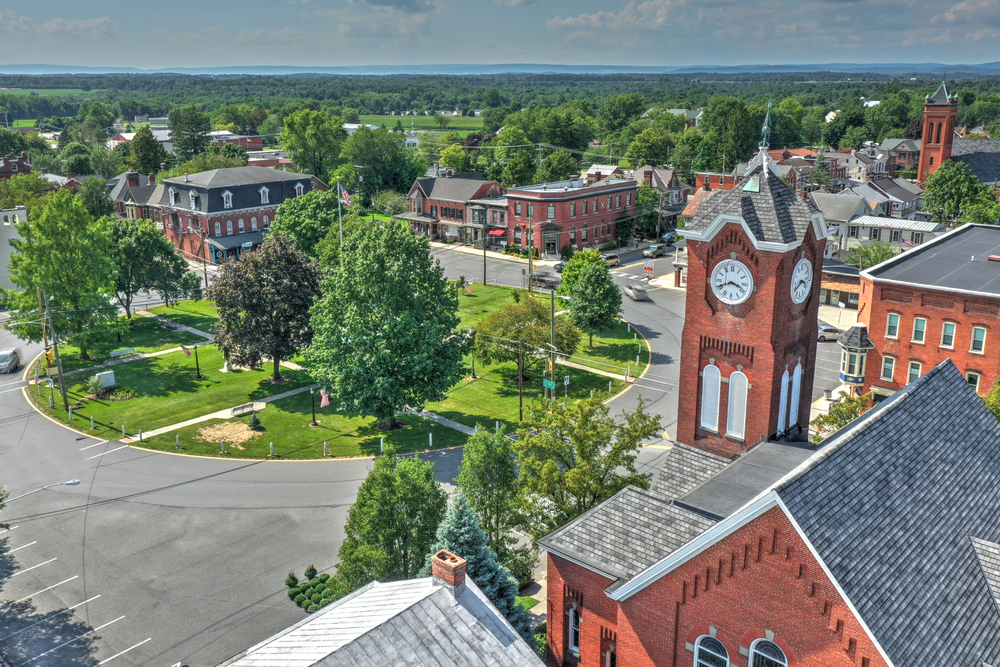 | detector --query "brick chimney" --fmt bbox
[431,549,467,596]
[126,172,140,187]
[644,170,652,186]
[160,162,168,172]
